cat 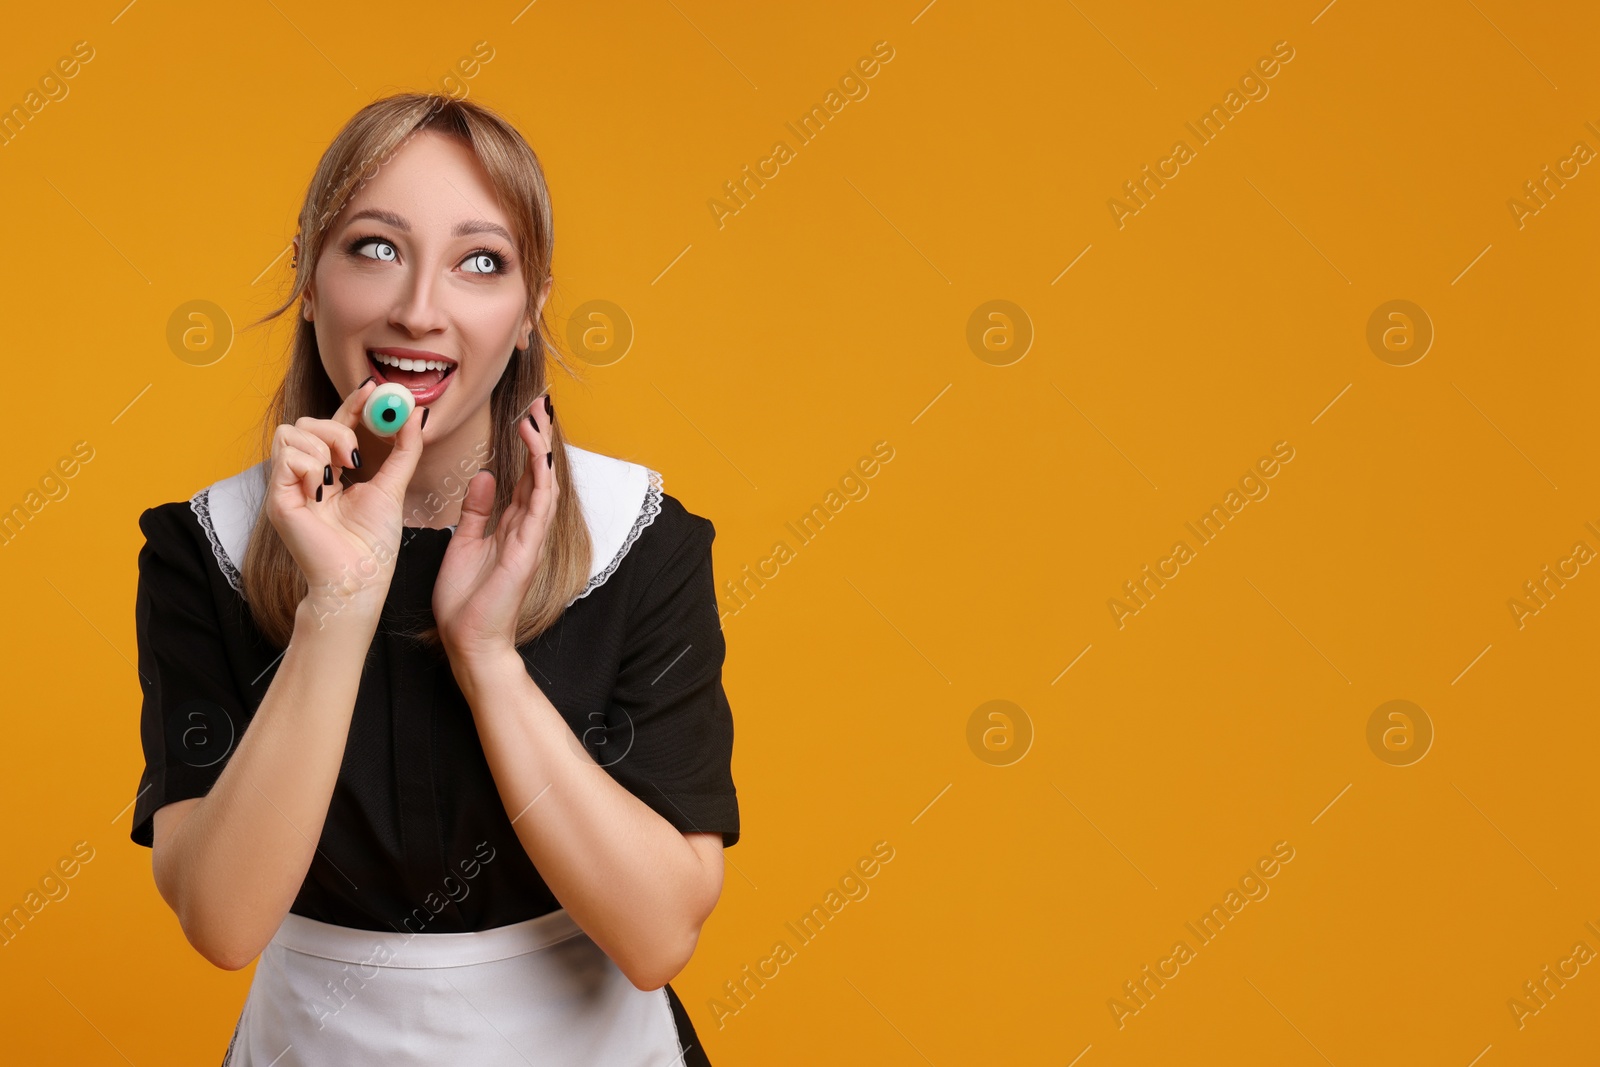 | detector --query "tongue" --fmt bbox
[383,365,446,391]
